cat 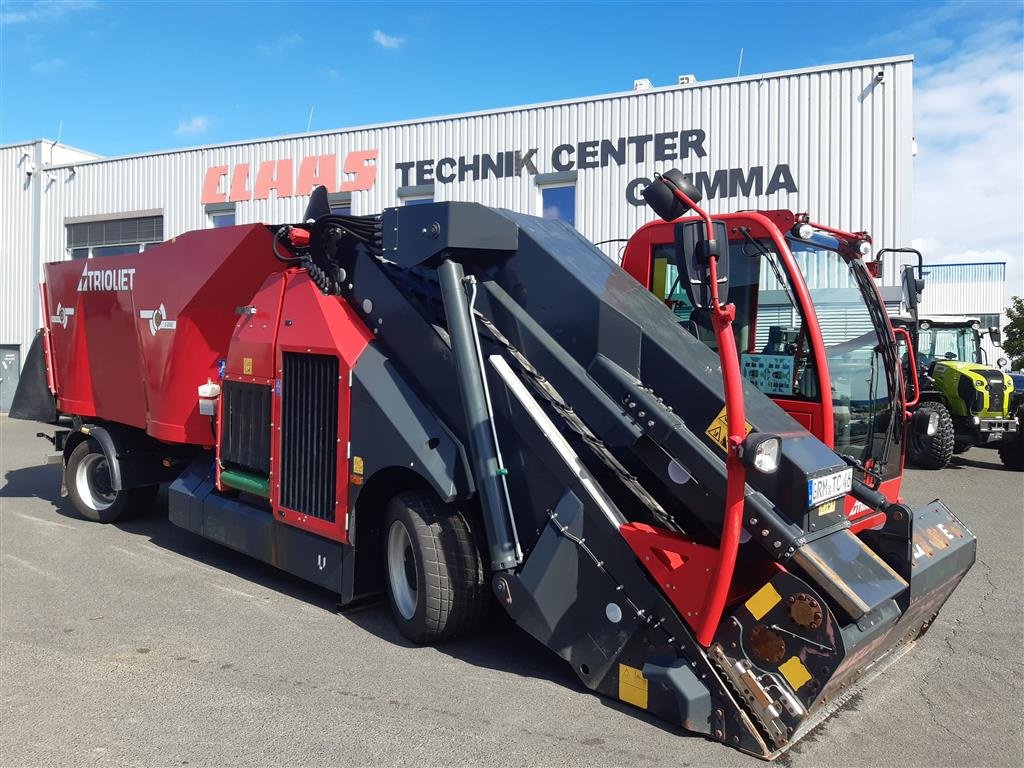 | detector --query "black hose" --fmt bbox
[272,227,306,264]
